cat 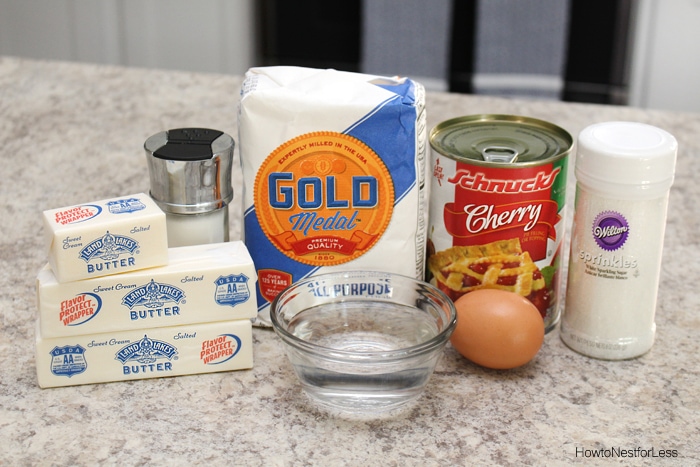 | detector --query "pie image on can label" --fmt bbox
[427,115,572,332]
[254,131,394,267]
